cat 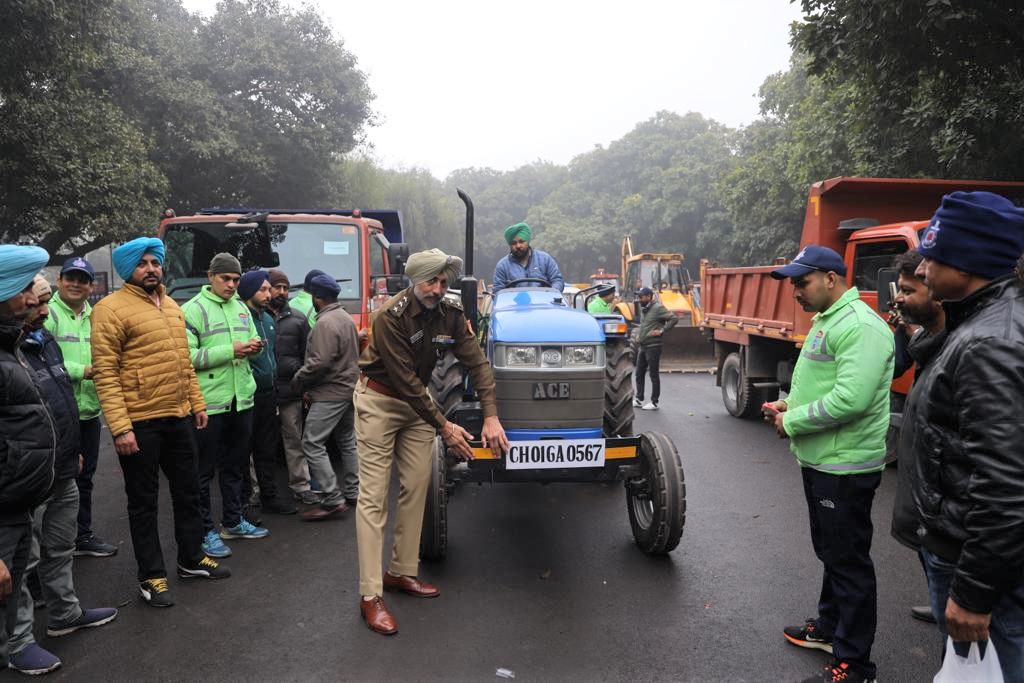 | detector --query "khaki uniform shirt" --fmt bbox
[359,288,497,430]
